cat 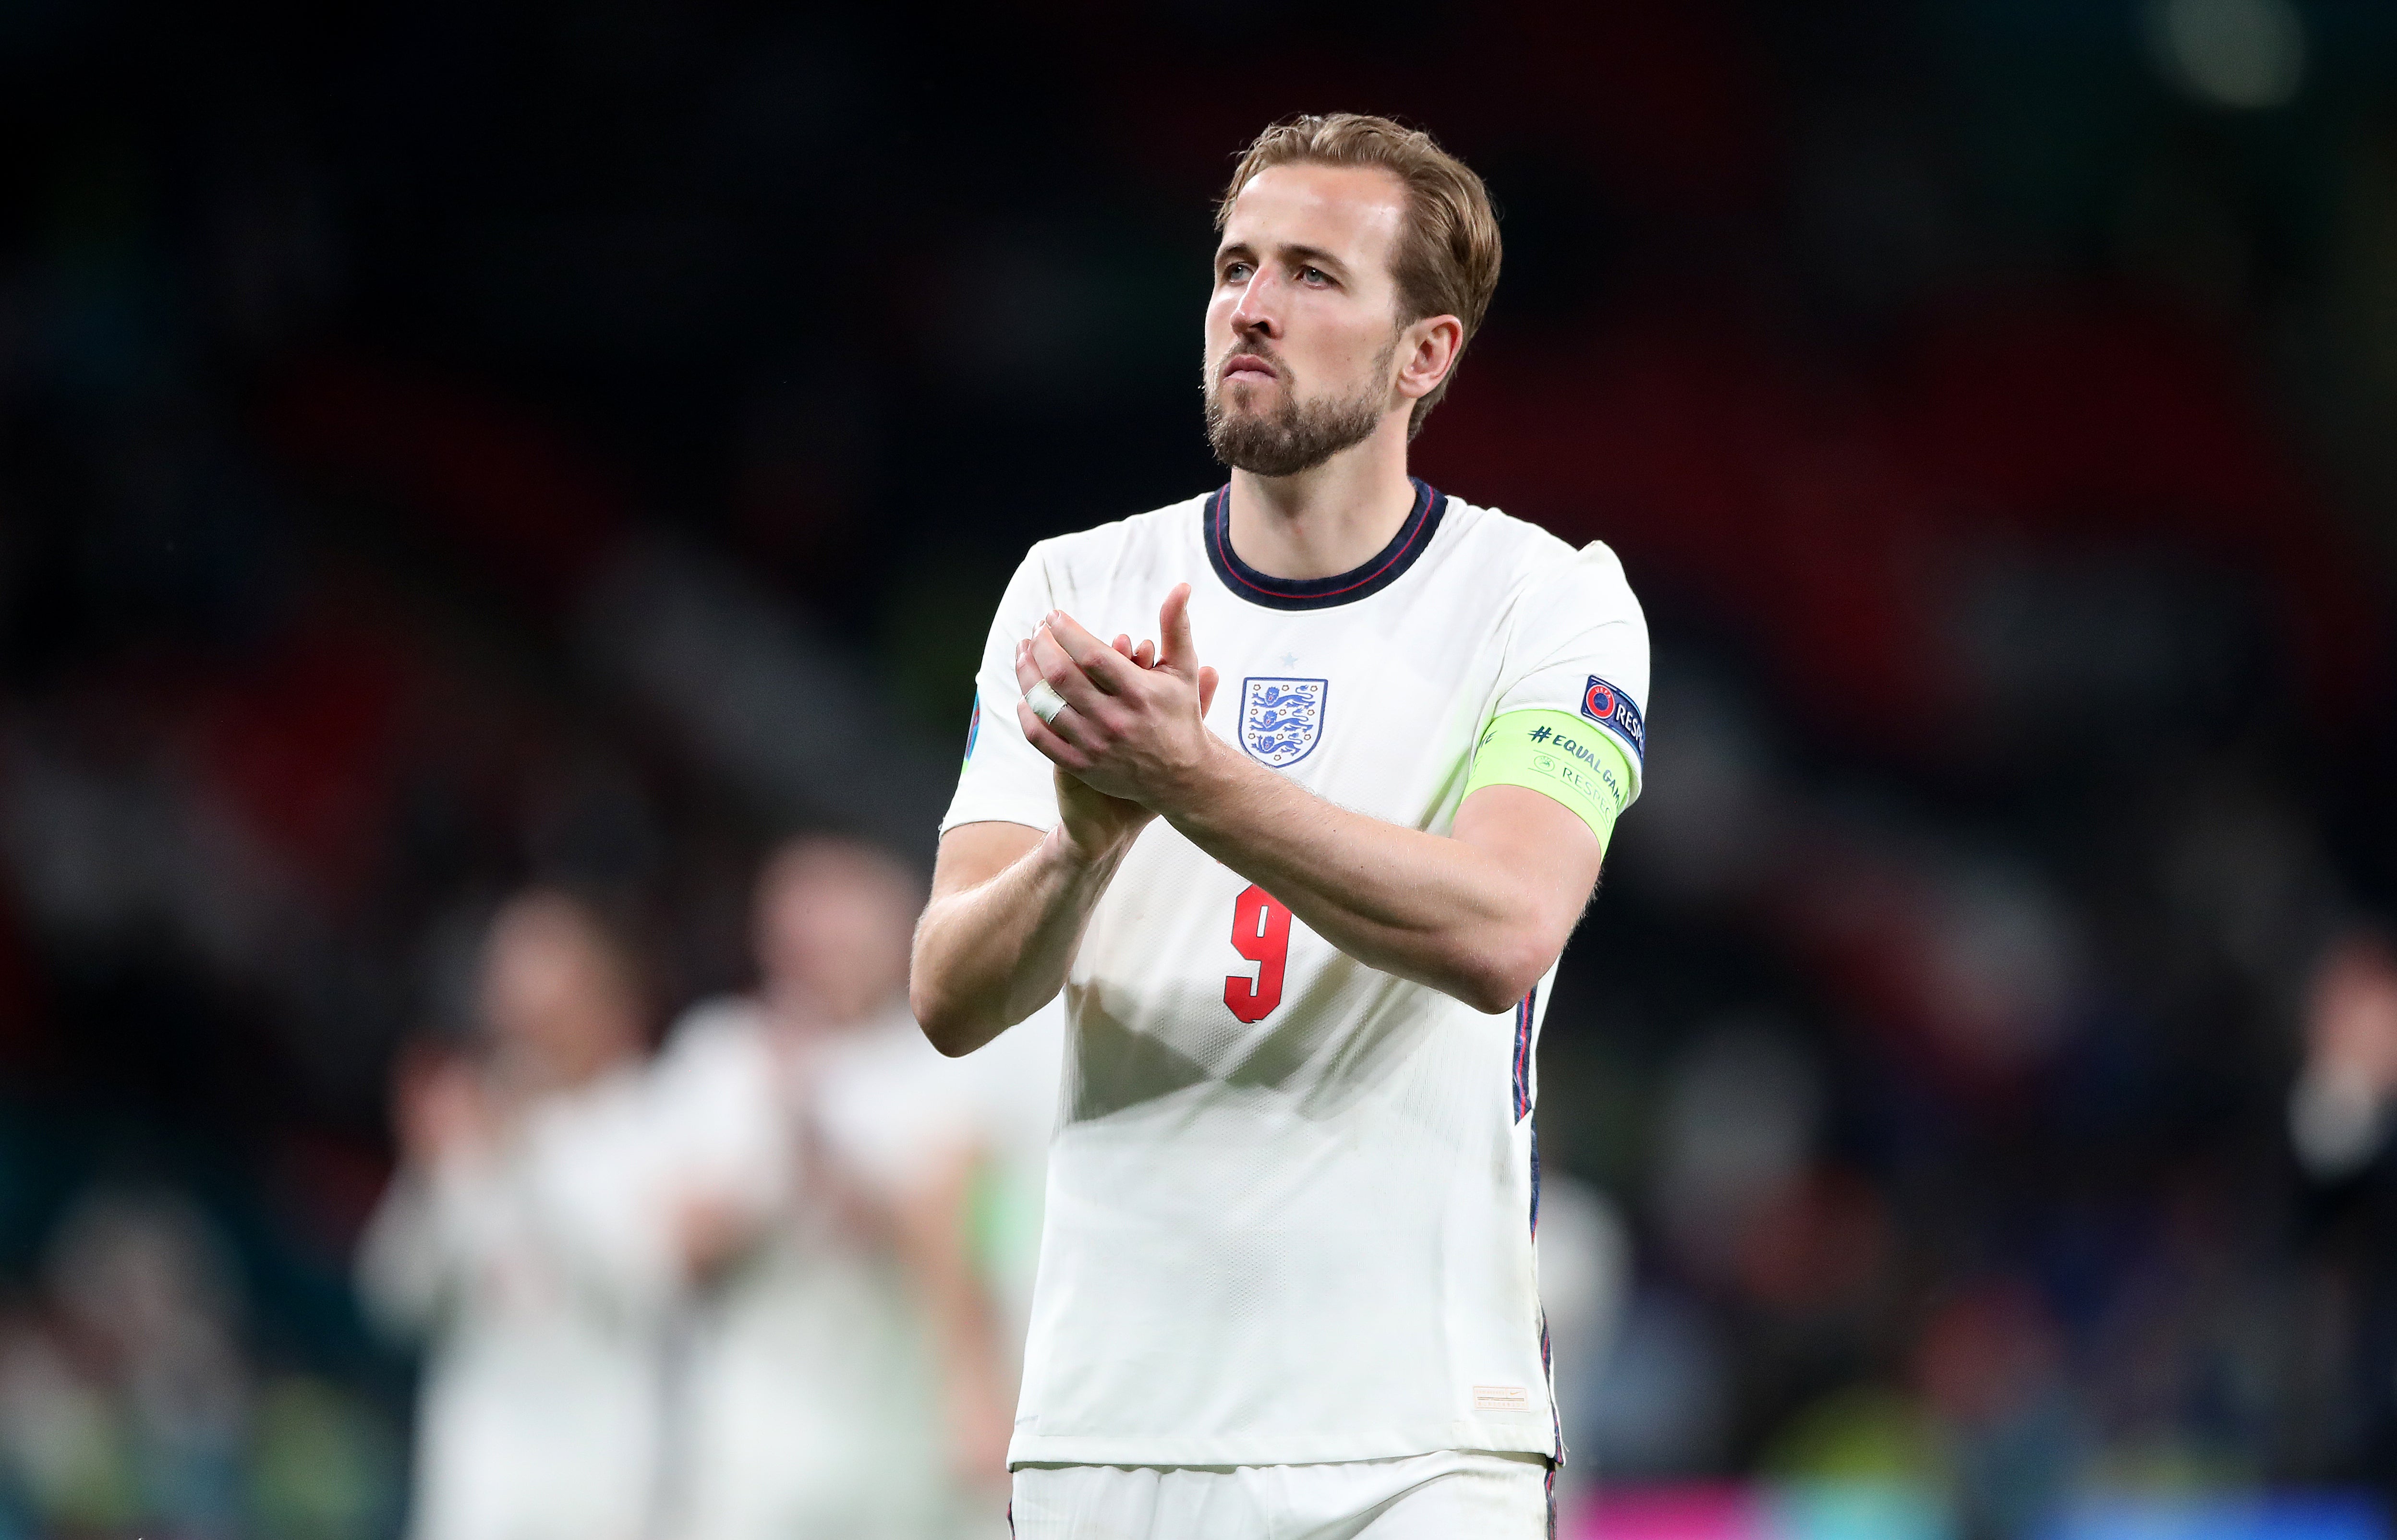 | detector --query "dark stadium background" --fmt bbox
[3,0,2397,1535]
